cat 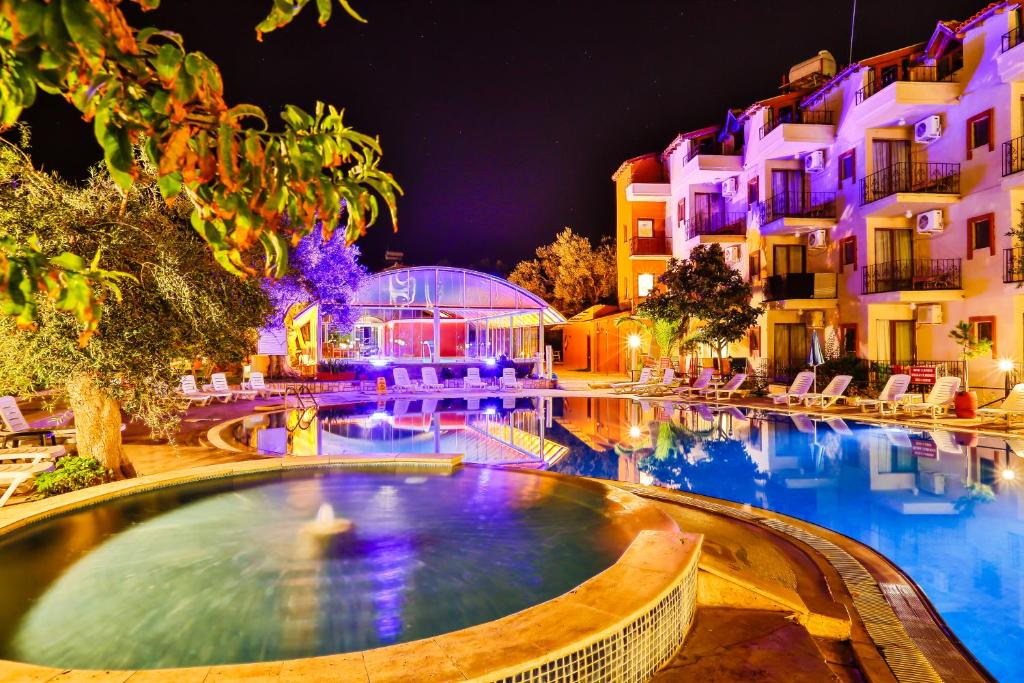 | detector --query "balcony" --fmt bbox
[862,259,962,300]
[762,272,837,307]
[681,212,747,242]
[759,110,833,138]
[1000,26,1024,80]
[755,110,836,161]
[850,58,962,128]
[1002,137,1024,188]
[860,162,960,216]
[1005,248,1024,284]
[629,236,670,258]
[674,144,743,185]
[625,182,671,202]
[755,191,837,235]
